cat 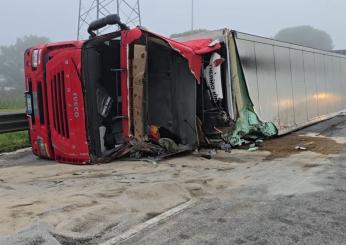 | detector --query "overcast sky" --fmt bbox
[0,0,345,49]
